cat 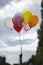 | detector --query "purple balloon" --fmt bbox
[12,13,23,27]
